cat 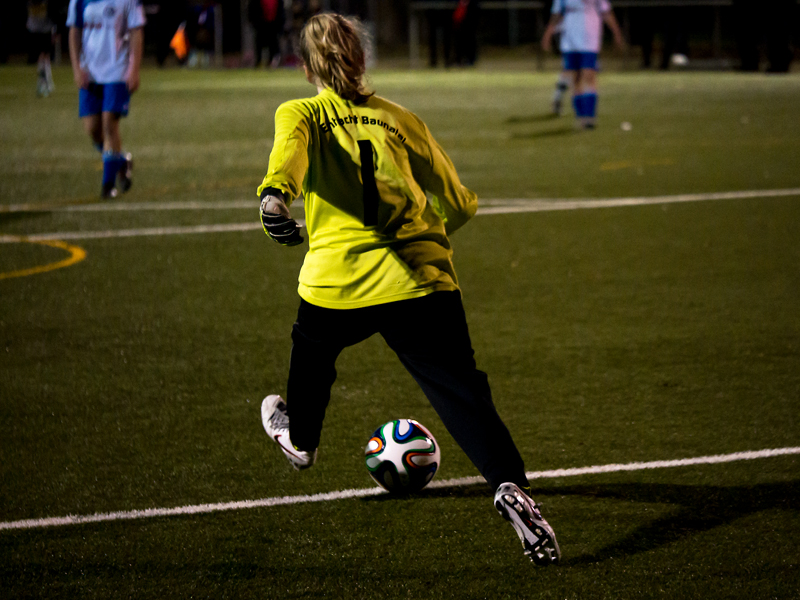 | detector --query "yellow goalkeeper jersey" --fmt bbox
[257,87,478,309]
